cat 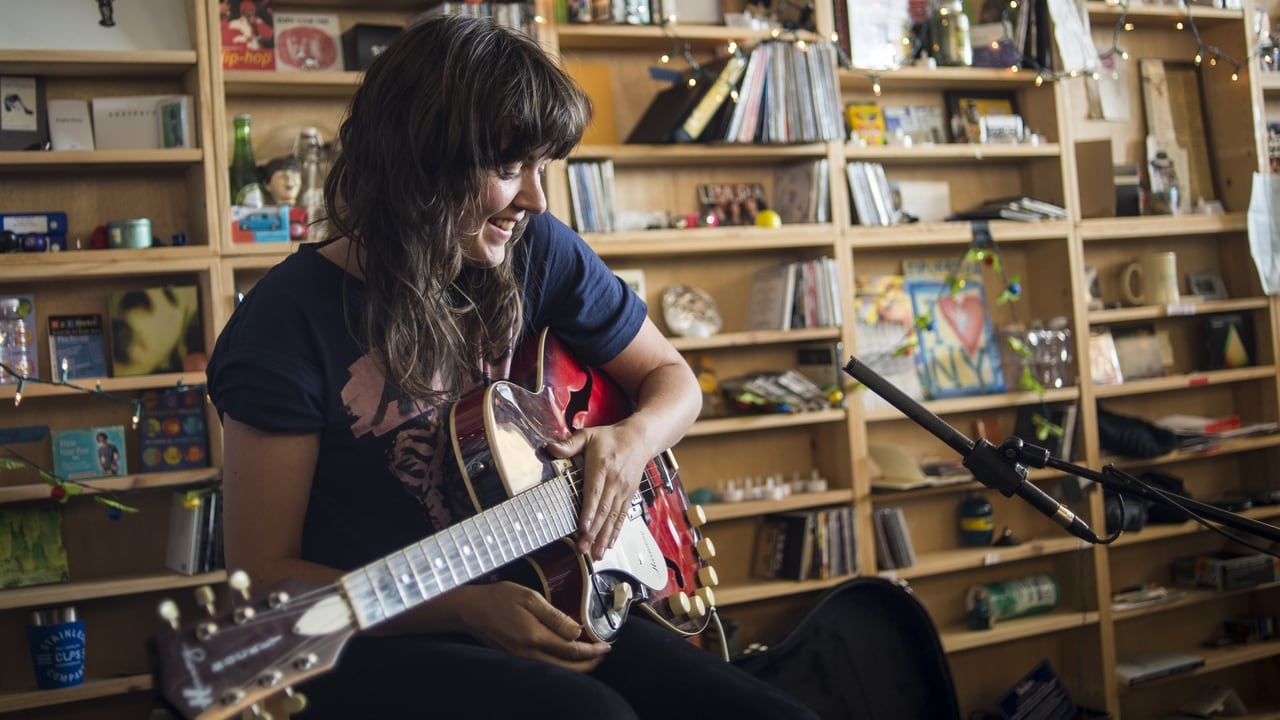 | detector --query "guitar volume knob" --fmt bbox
[694,586,716,610]
[688,594,707,620]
